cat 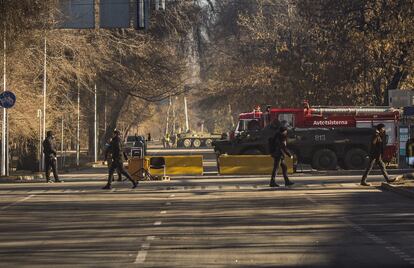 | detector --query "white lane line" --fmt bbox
[165,202,171,206]
[305,196,319,205]
[343,218,413,265]
[154,221,162,226]
[134,250,148,264]
[160,210,167,214]
[134,236,156,264]
[0,195,34,211]
[141,242,150,250]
